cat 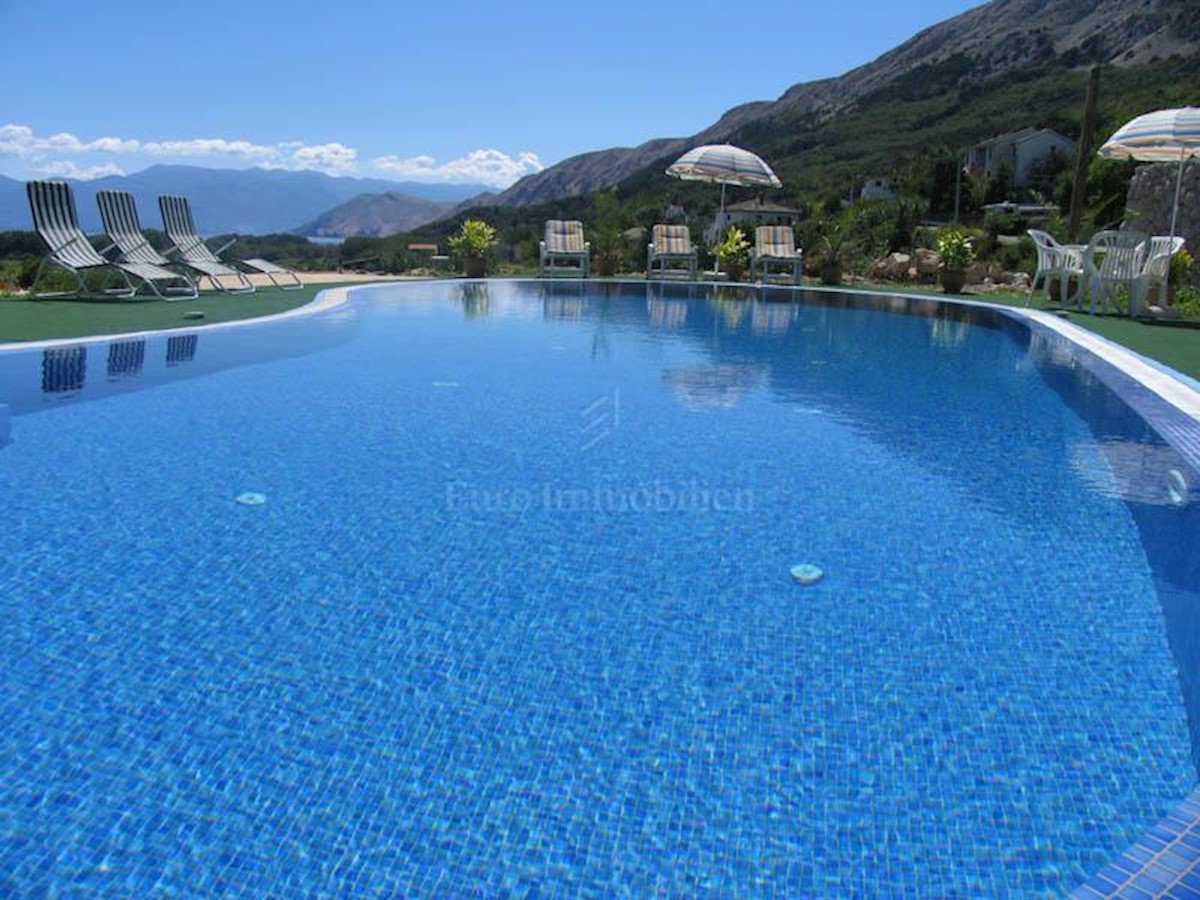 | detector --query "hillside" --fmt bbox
[0,165,490,234]
[487,0,1198,207]
[392,49,1198,270]
[299,191,457,238]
